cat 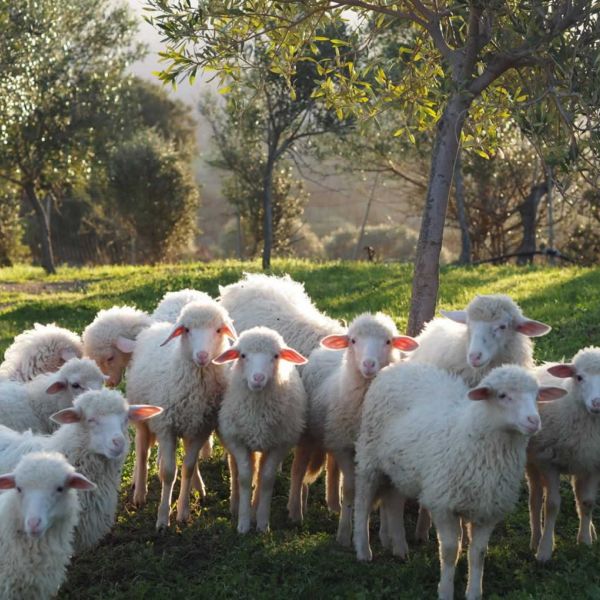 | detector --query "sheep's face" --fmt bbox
[547,362,600,415]
[96,336,136,387]
[442,309,551,369]
[85,412,130,459]
[45,358,106,398]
